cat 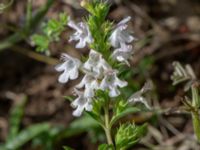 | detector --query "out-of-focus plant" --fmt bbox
[52,0,153,149]
[0,0,13,13]
[0,95,101,150]
[0,96,51,150]
[31,13,68,53]
[0,0,55,51]
[171,61,200,142]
